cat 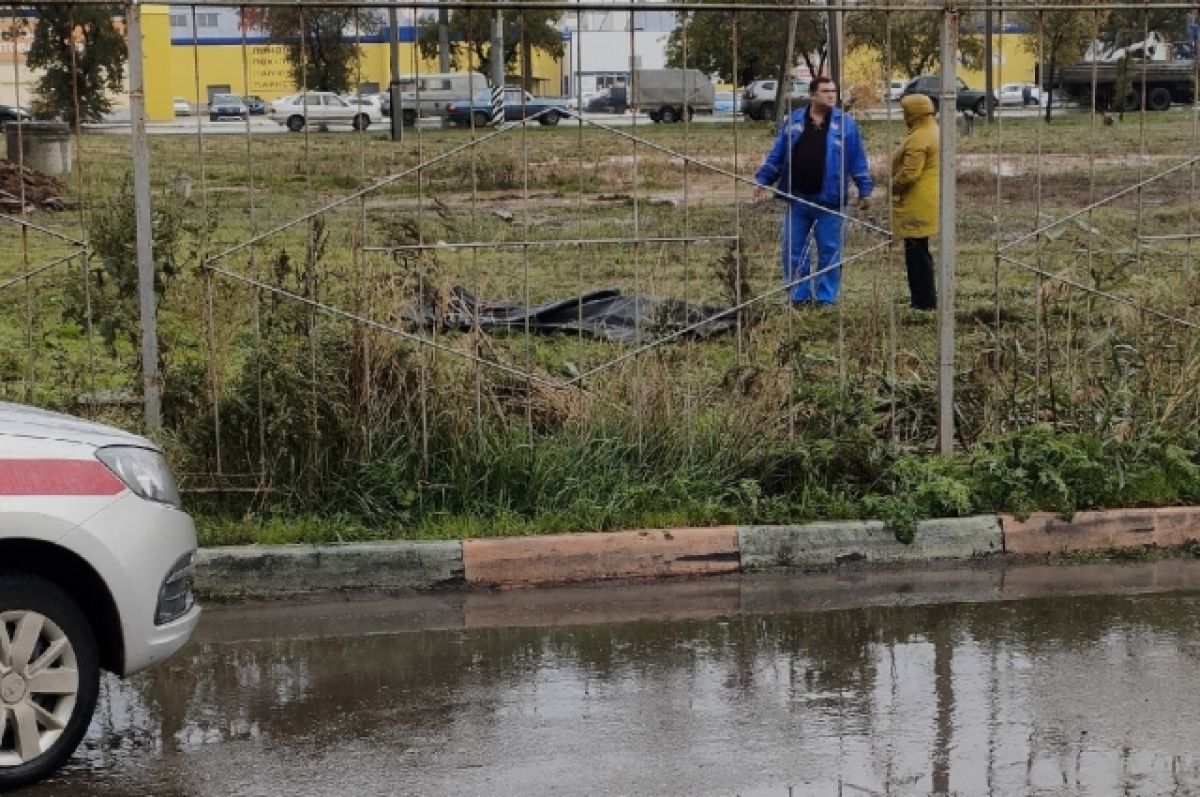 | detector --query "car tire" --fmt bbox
[402,110,417,127]
[659,106,678,124]
[472,111,490,128]
[758,102,774,121]
[1147,87,1172,112]
[0,572,100,792]
[209,114,218,122]
[286,115,305,132]
[973,97,987,116]
[1122,89,1141,112]
[352,113,370,131]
